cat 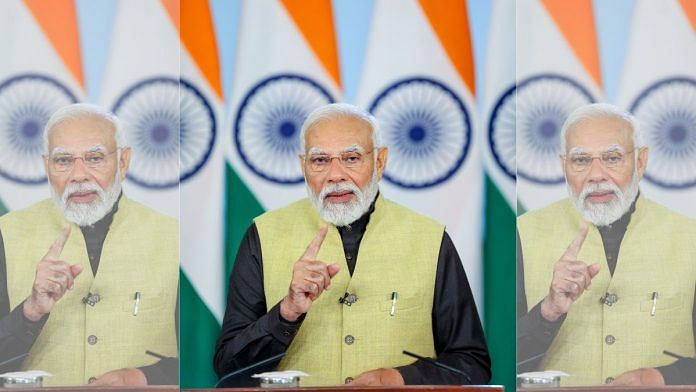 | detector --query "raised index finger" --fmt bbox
[45,225,72,260]
[302,224,328,260]
[562,225,589,260]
